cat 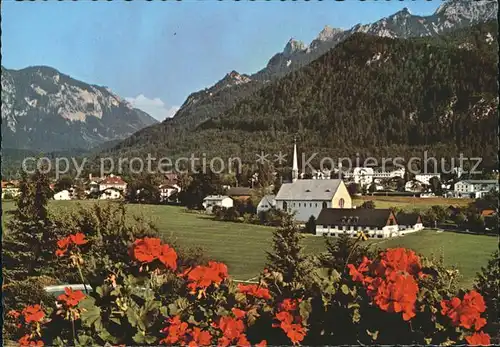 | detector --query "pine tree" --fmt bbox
[321,233,373,273]
[3,168,57,282]
[266,213,309,285]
